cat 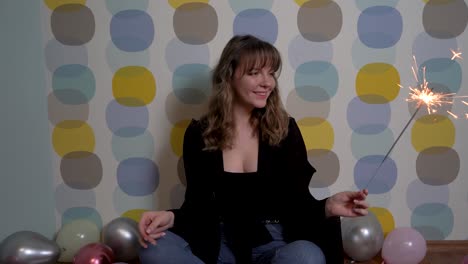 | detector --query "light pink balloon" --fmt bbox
[382,227,427,264]
[73,243,115,264]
